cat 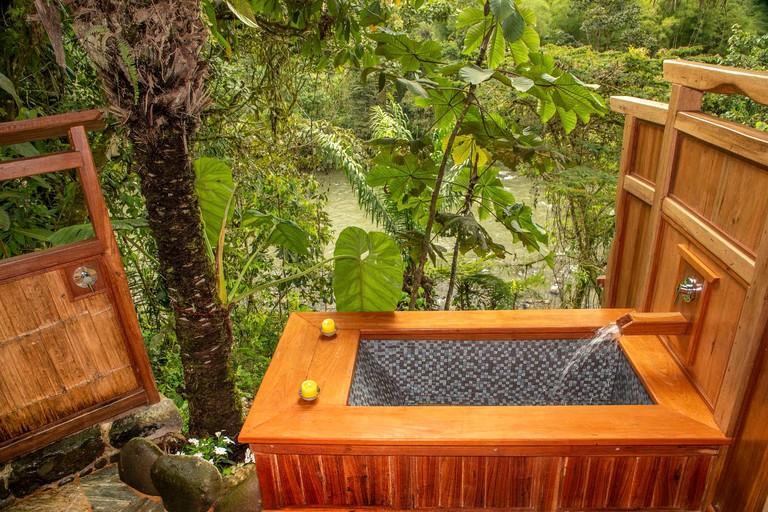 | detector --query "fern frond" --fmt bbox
[116,38,140,104]
[301,121,400,235]
[370,95,413,139]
